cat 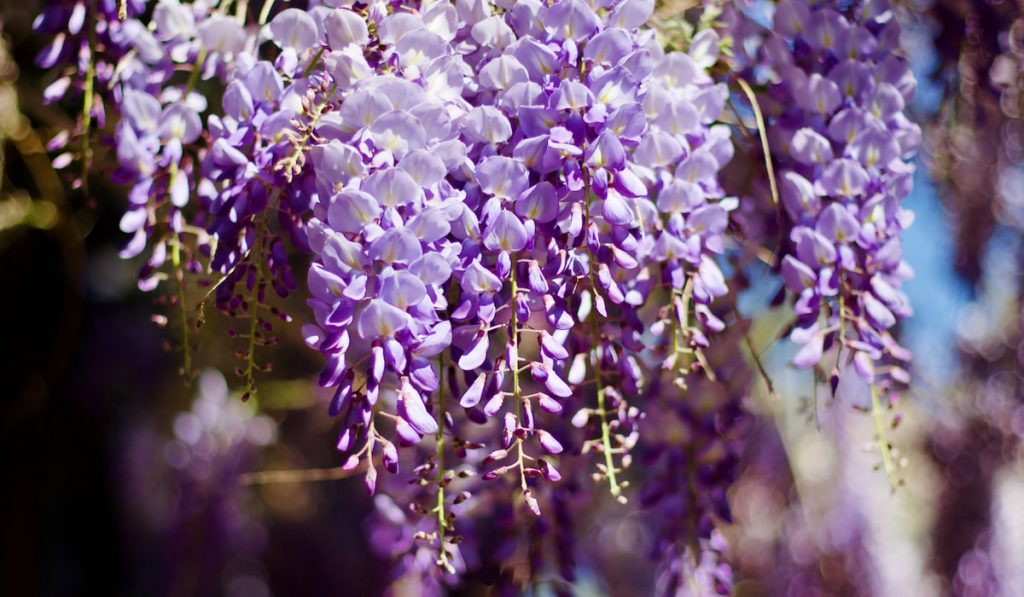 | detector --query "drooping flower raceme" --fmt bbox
[300,1,469,486]
[733,0,919,394]
[292,0,746,585]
